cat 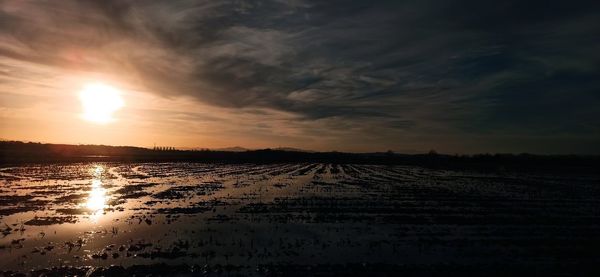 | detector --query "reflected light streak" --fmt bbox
[85,165,107,222]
